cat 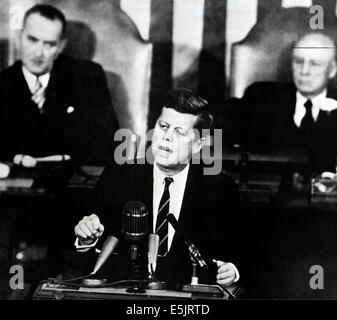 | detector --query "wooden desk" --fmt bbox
[32,280,236,300]
[0,165,104,205]
[0,164,106,287]
[222,147,307,163]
